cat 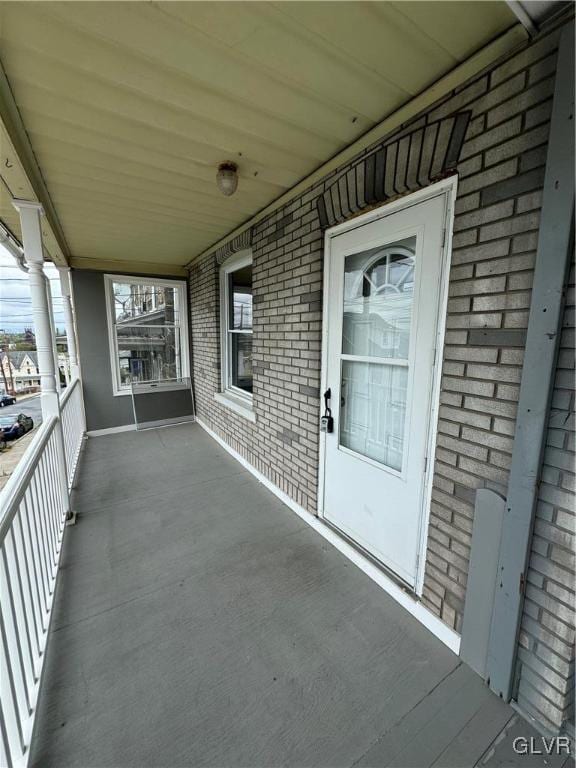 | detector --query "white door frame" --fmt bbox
[318,176,458,595]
